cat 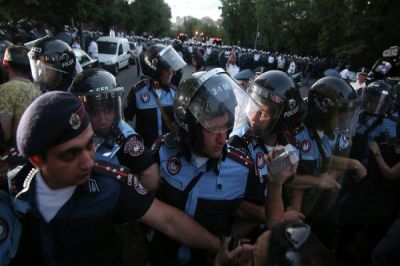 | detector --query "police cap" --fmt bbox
[234,69,254,81]
[17,91,90,157]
